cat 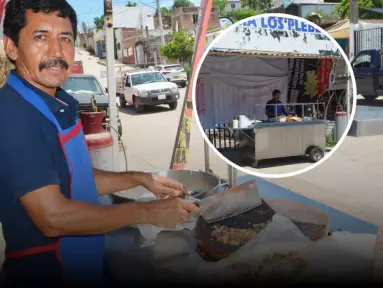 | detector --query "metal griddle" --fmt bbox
[195,200,275,261]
